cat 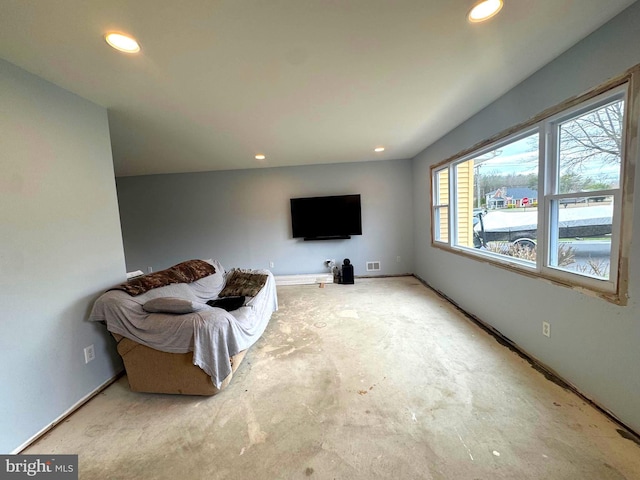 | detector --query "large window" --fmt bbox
[431,75,637,302]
